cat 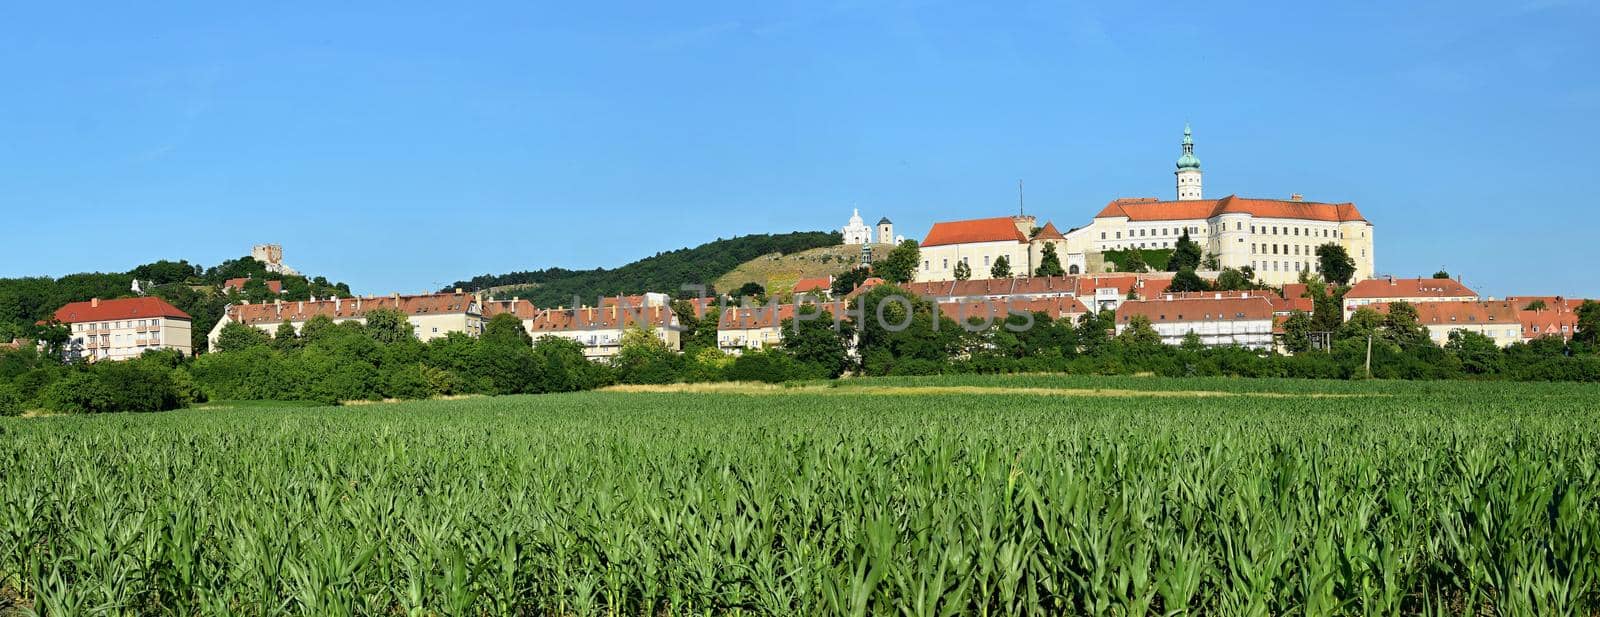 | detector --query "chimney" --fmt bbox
[334,297,342,311]
[1290,193,1304,202]
[91,298,100,308]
